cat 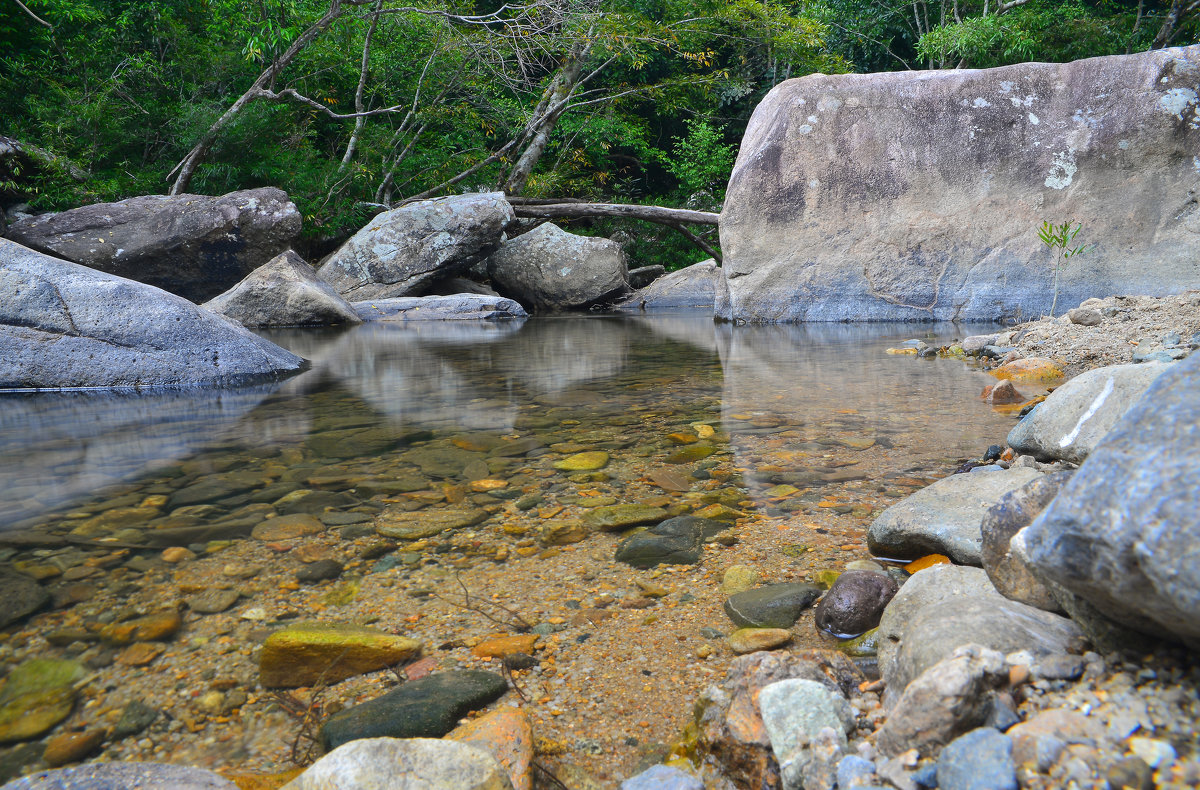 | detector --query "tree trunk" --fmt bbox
[501,40,590,196]
[168,0,347,195]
